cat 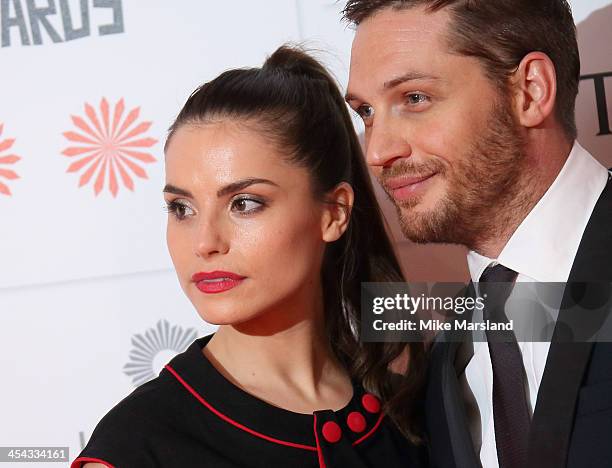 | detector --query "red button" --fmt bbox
[362,394,381,414]
[322,421,342,443]
[347,411,367,433]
